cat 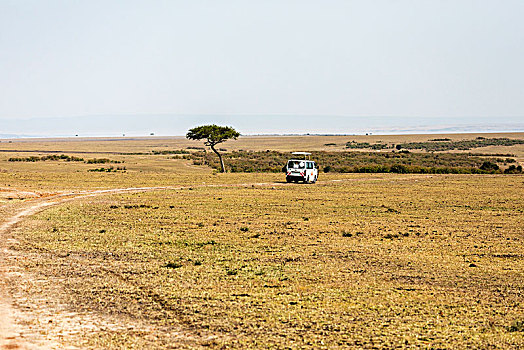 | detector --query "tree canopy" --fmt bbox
[186,125,240,146]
